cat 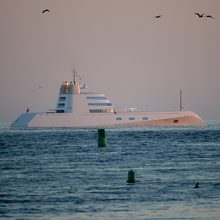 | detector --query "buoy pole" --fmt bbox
[98,129,106,147]
[127,169,135,183]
